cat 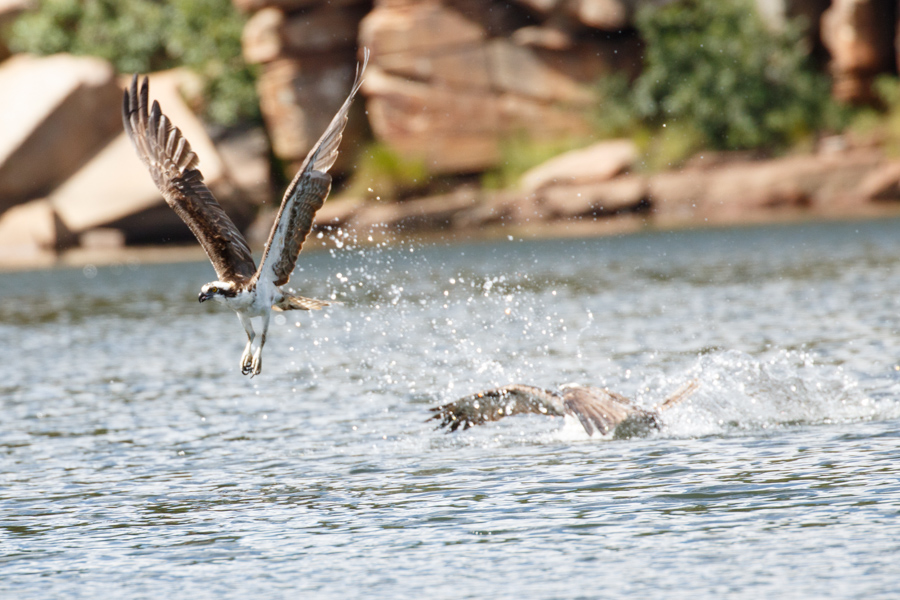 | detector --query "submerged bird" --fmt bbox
[123,51,368,376]
[430,380,698,437]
